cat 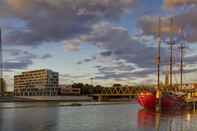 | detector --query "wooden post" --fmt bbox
[155,113,161,131]
[193,102,196,112]
[98,95,102,102]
